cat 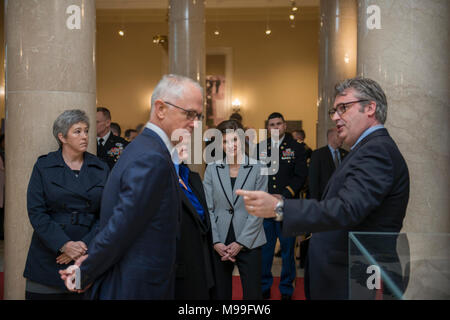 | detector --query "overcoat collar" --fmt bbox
[179,169,211,234]
[41,149,104,200]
